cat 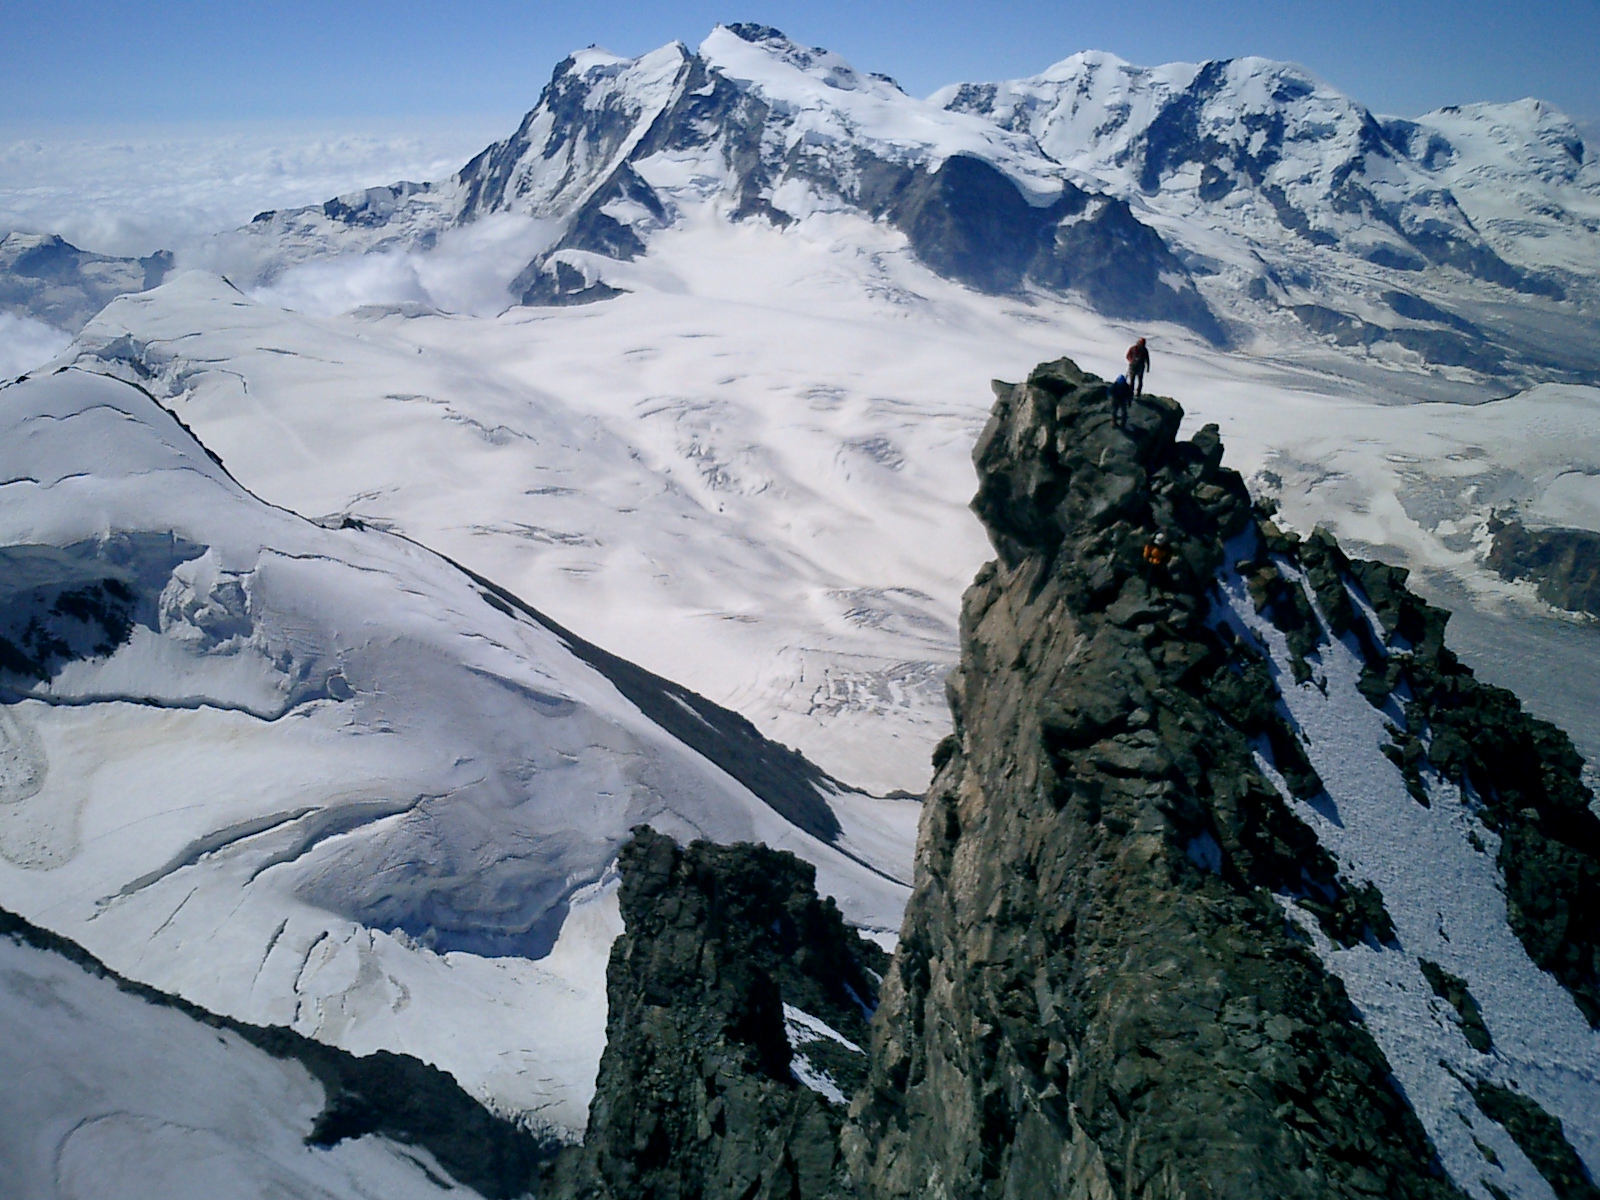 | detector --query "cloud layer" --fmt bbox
[0,312,72,379]
[0,117,509,259]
